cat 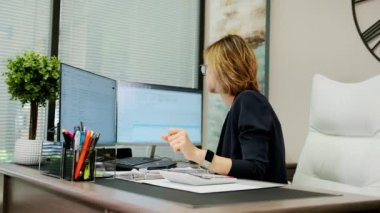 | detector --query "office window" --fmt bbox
[59,0,201,159]
[59,0,200,88]
[0,1,51,162]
